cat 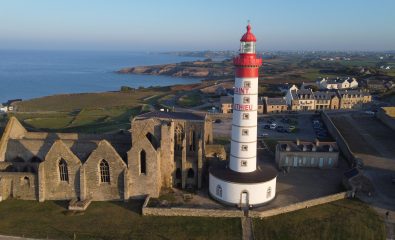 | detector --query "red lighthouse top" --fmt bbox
[240,24,256,42]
